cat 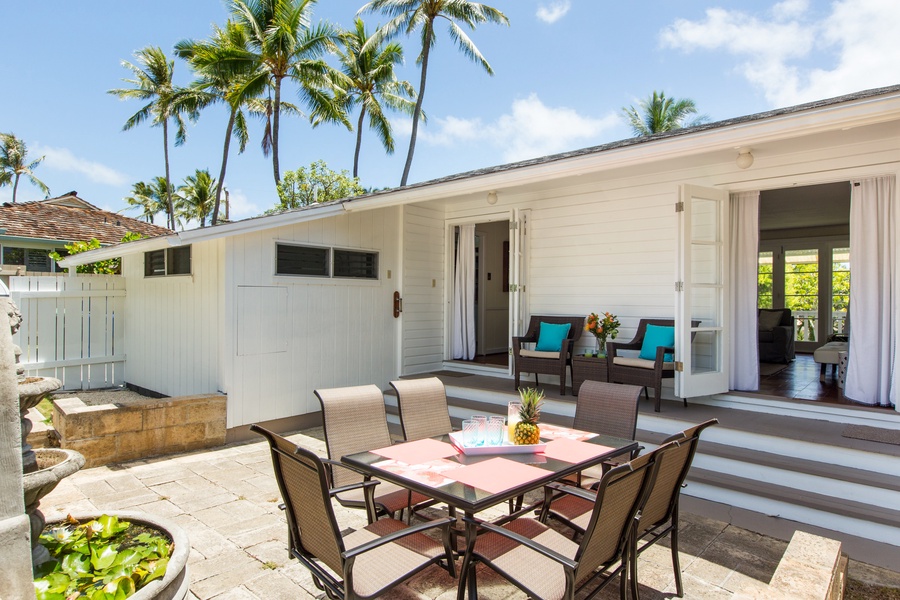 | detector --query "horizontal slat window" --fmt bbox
[334,249,378,279]
[145,246,191,277]
[145,250,166,276]
[276,244,329,276]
